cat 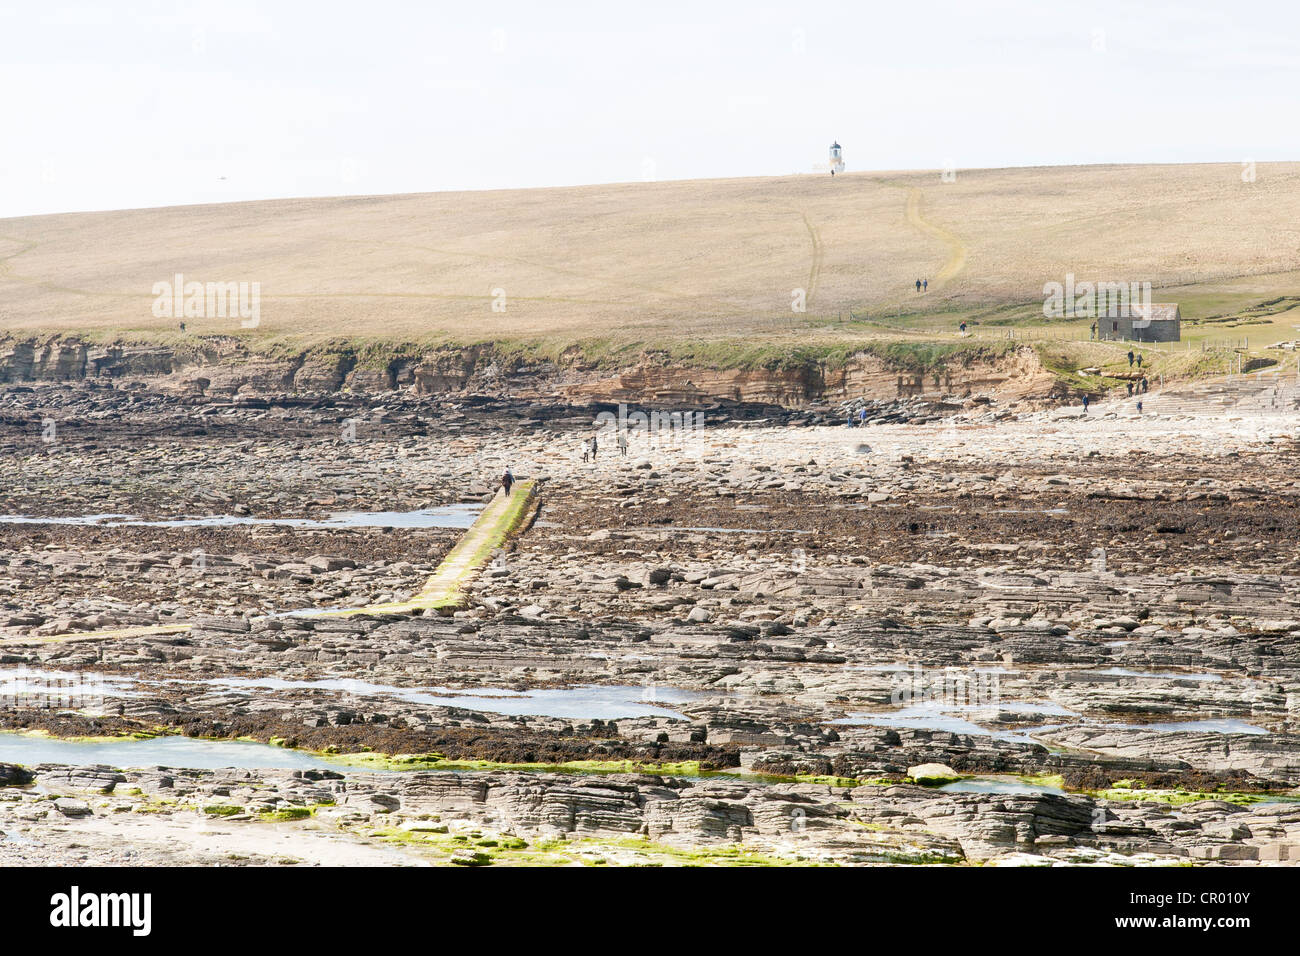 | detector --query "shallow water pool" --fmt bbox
[829,700,1074,742]
[1083,667,1223,682]
[0,733,341,771]
[204,678,705,721]
[939,778,1065,796]
[0,504,482,530]
[1120,718,1269,735]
